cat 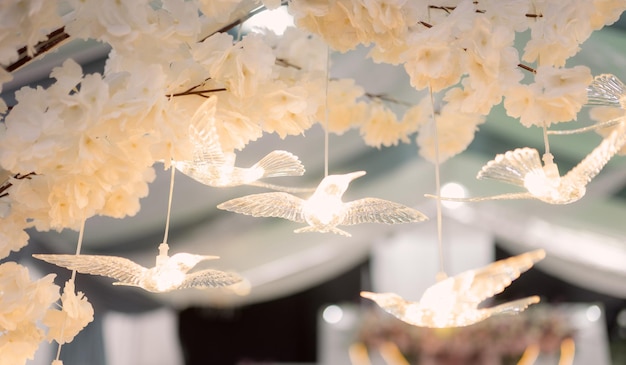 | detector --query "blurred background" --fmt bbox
[5,5,626,365]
